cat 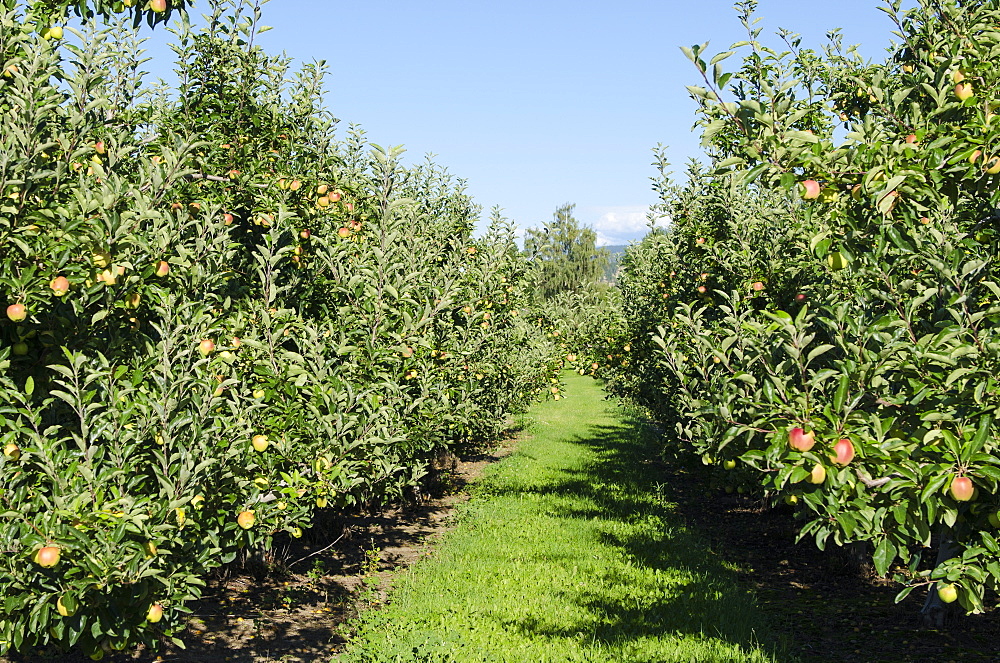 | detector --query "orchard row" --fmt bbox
[0,1,567,658]
[570,0,1000,625]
